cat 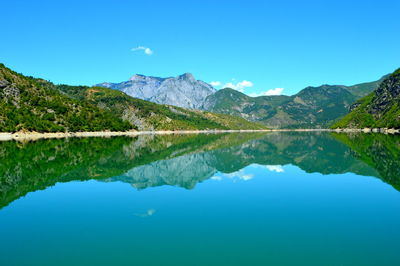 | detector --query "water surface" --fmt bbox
[1,132,400,265]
